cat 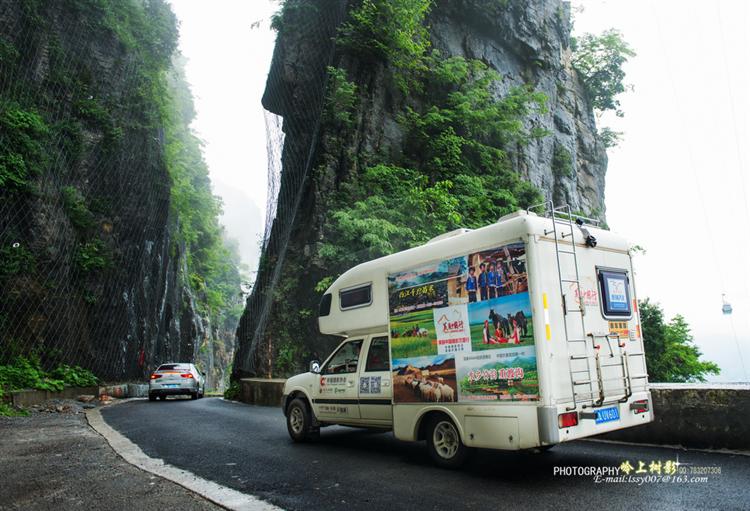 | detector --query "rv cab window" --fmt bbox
[339,284,372,310]
[319,293,332,317]
[598,269,632,318]
[365,337,390,372]
[322,340,363,374]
